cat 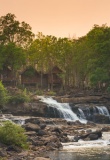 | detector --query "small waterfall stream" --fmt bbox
[78,108,86,120]
[0,96,109,125]
[40,96,87,123]
[96,106,110,116]
[39,96,110,124]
